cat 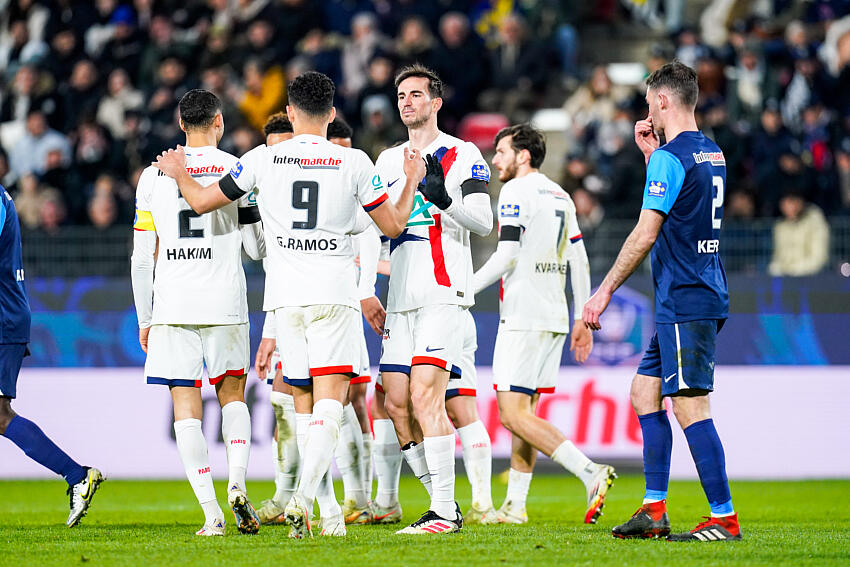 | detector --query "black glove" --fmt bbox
[421,153,453,210]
